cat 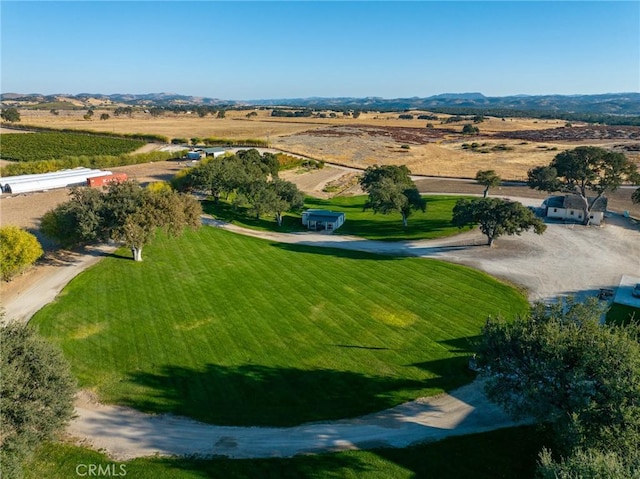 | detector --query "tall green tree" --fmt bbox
[527,146,639,224]
[0,226,43,280]
[452,197,546,246]
[477,297,640,464]
[239,179,275,220]
[475,169,502,198]
[360,165,426,227]
[0,107,20,122]
[1,322,76,479]
[104,181,201,261]
[41,181,201,261]
[40,187,105,247]
[271,179,305,226]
